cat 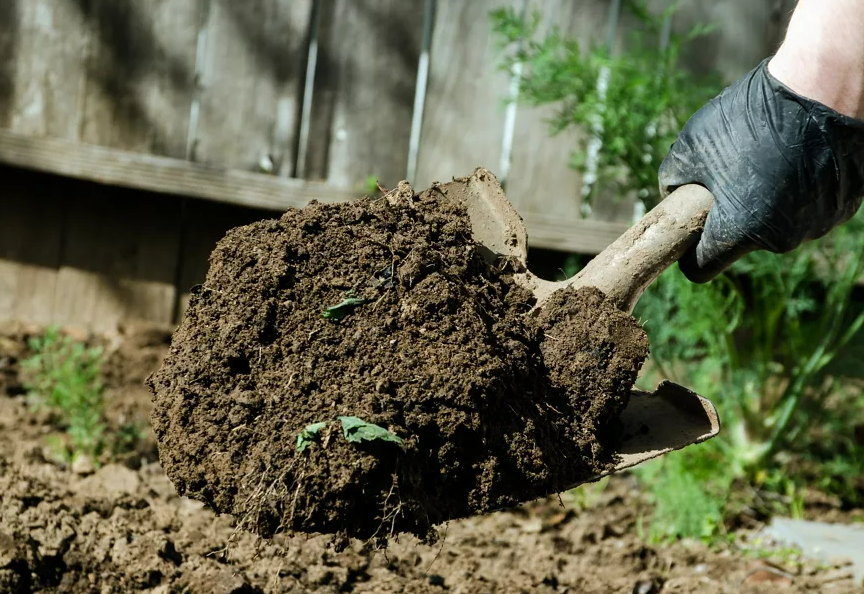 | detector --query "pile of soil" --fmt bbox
[0,326,856,593]
[147,174,649,543]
